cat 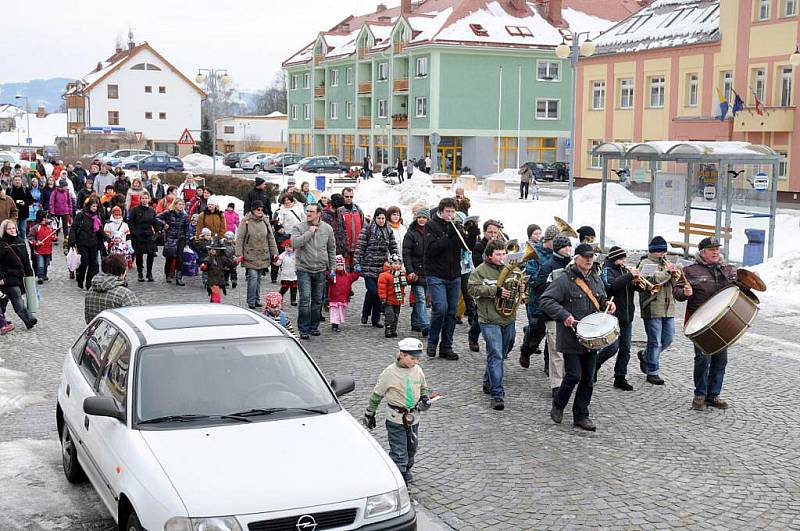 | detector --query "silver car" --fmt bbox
[240,152,274,171]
